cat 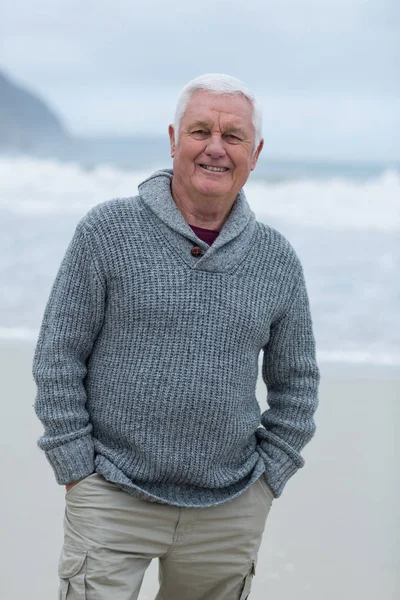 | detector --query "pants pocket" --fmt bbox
[237,560,256,600]
[58,546,88,600]
[257,476,275,505]
[66,472,99,497]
